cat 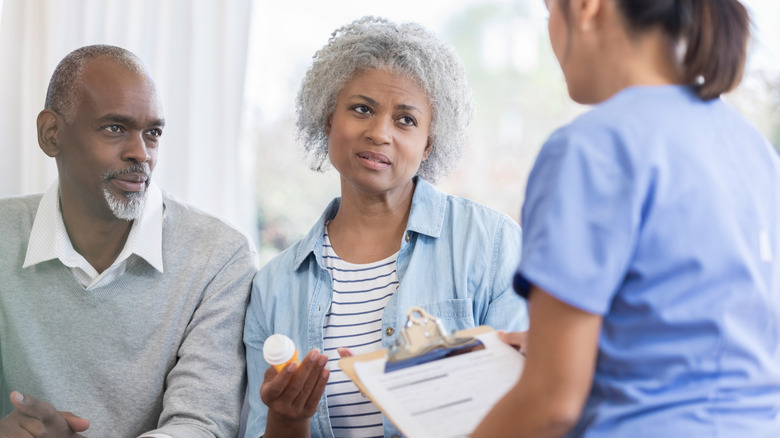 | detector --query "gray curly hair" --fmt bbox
[45,44,148,123]
[296,16,474,183]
